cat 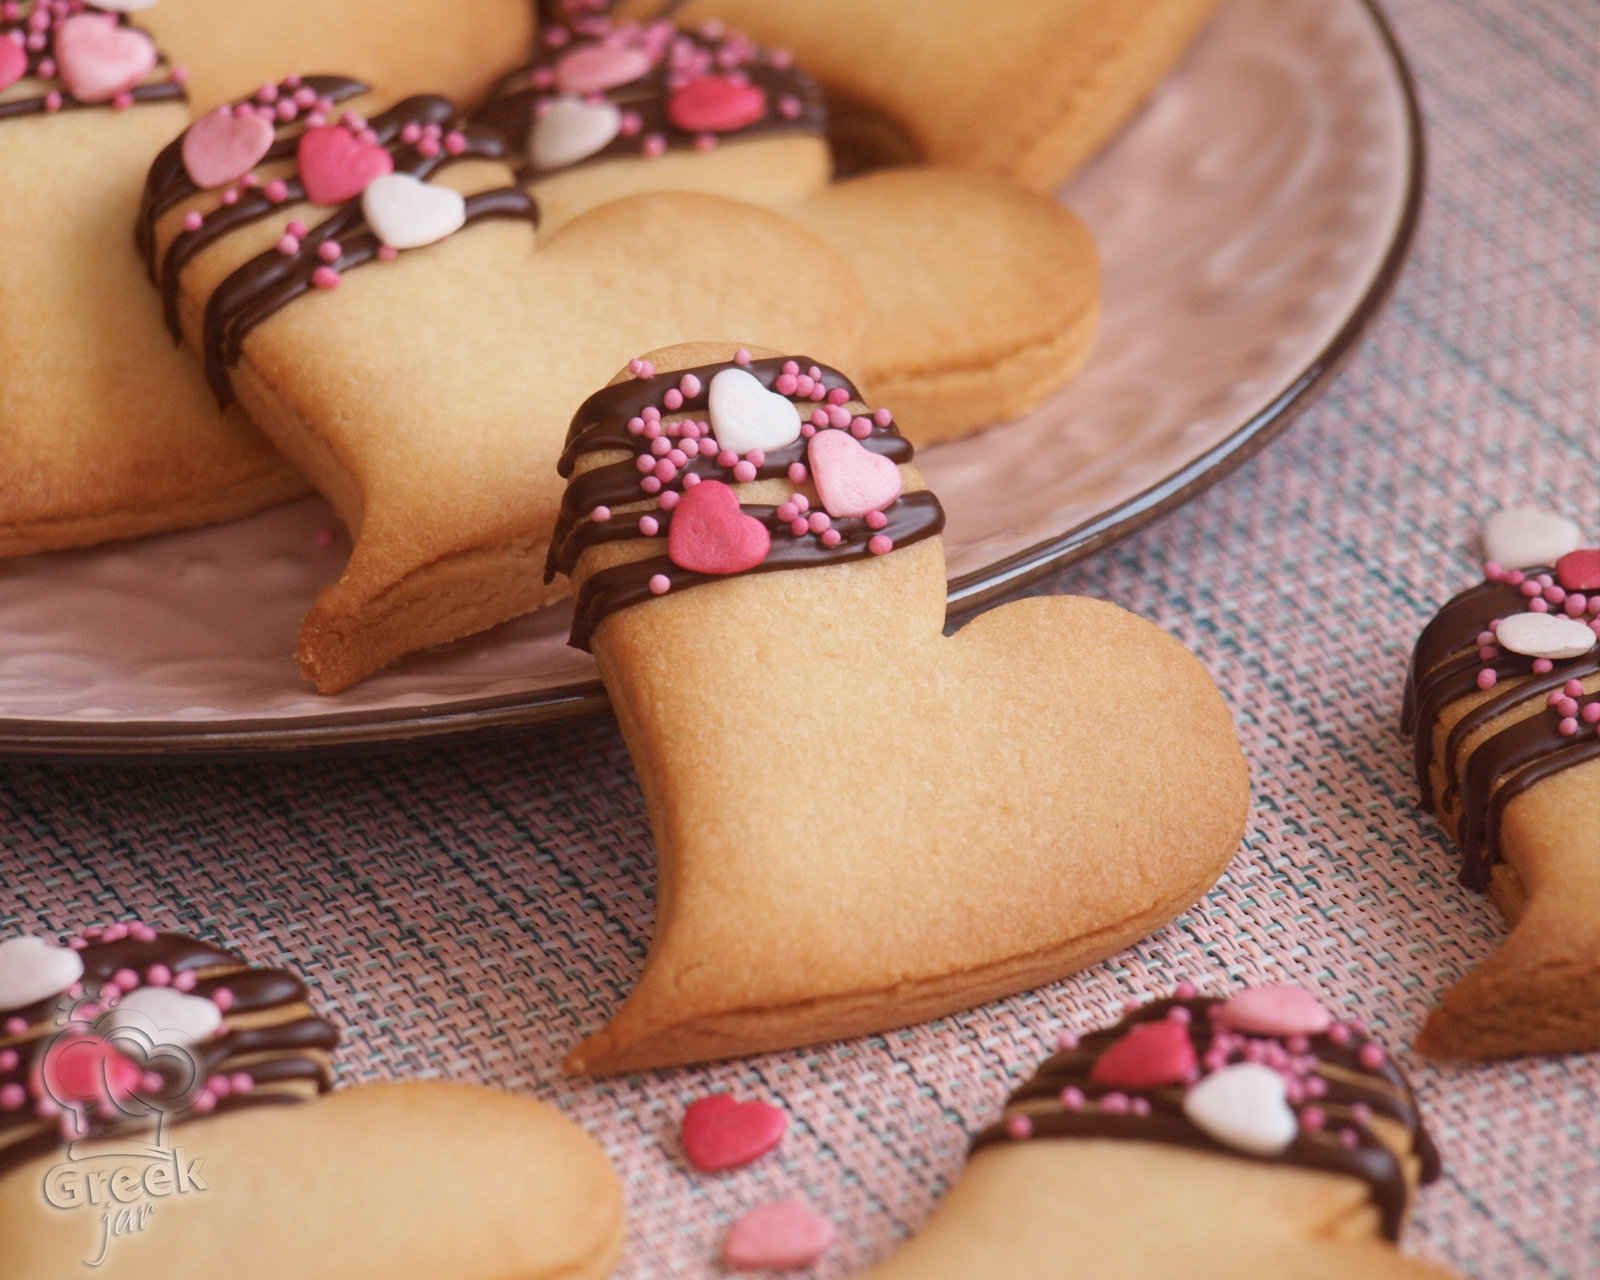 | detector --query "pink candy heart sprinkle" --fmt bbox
[723,1199,834,1272]
[182,106,275,190]
[682,1094,787,1172]
[296,125,394,207]
[1089,1019,1197,1088]
[808,428,902,519]
[666,479,770,576]
[1214,983,1332,1037]
[667,74,768,133]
